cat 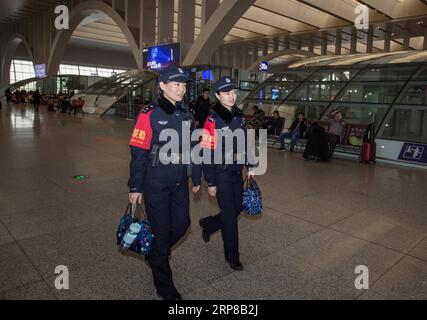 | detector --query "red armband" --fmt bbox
[129,111,153,150]
[200,118,218,150]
